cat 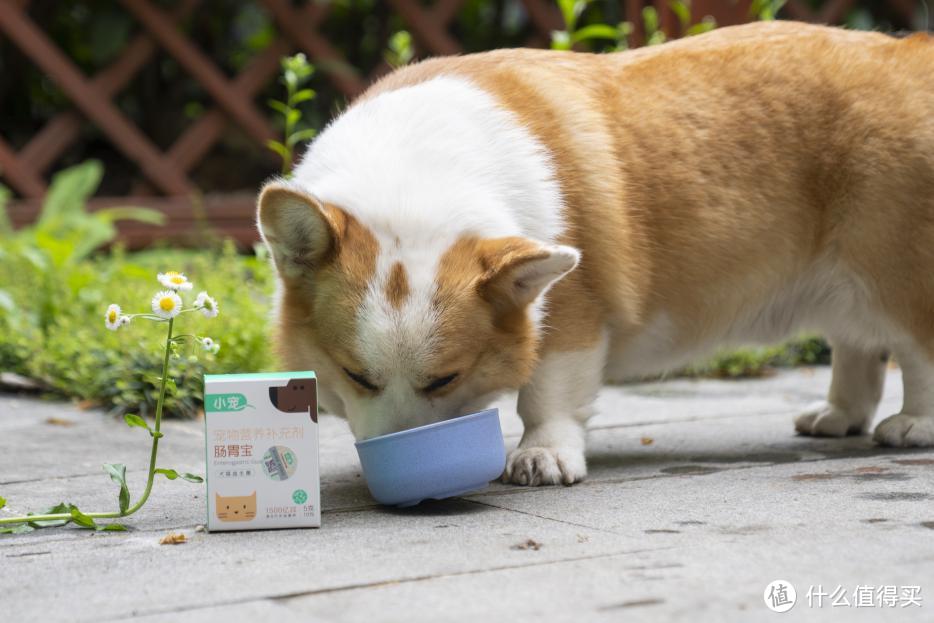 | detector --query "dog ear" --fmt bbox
[257,182,343,279]
[479,237,580,312]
